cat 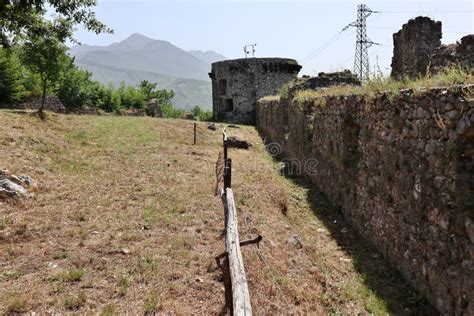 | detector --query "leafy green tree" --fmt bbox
[21,21,68,116]
[0,0,111,47]
[191,105,213,121]
[57,57,94,109]
[138,80,175,106]
[138,80,158,101]
[117,82,145,109]
[0,48,25,103]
